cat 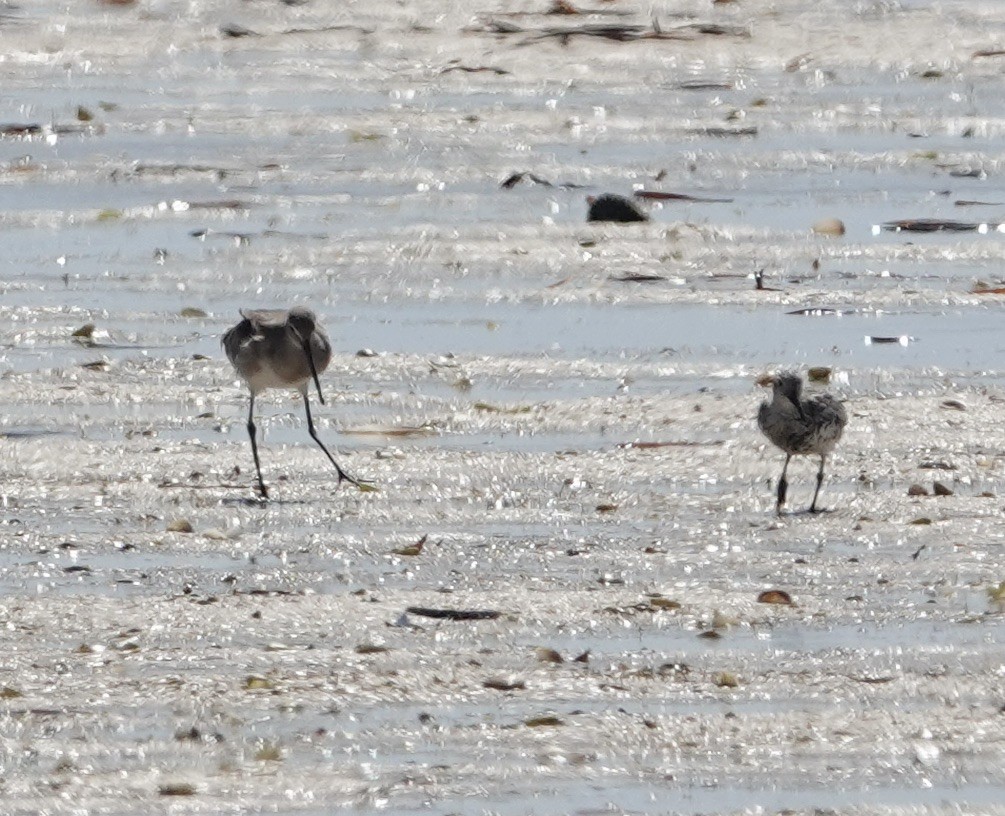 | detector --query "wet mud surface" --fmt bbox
[1,1,1004,814]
